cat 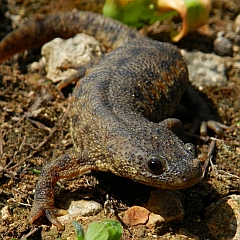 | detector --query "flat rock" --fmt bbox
[121,190,184,230]
[122,206,150,226]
